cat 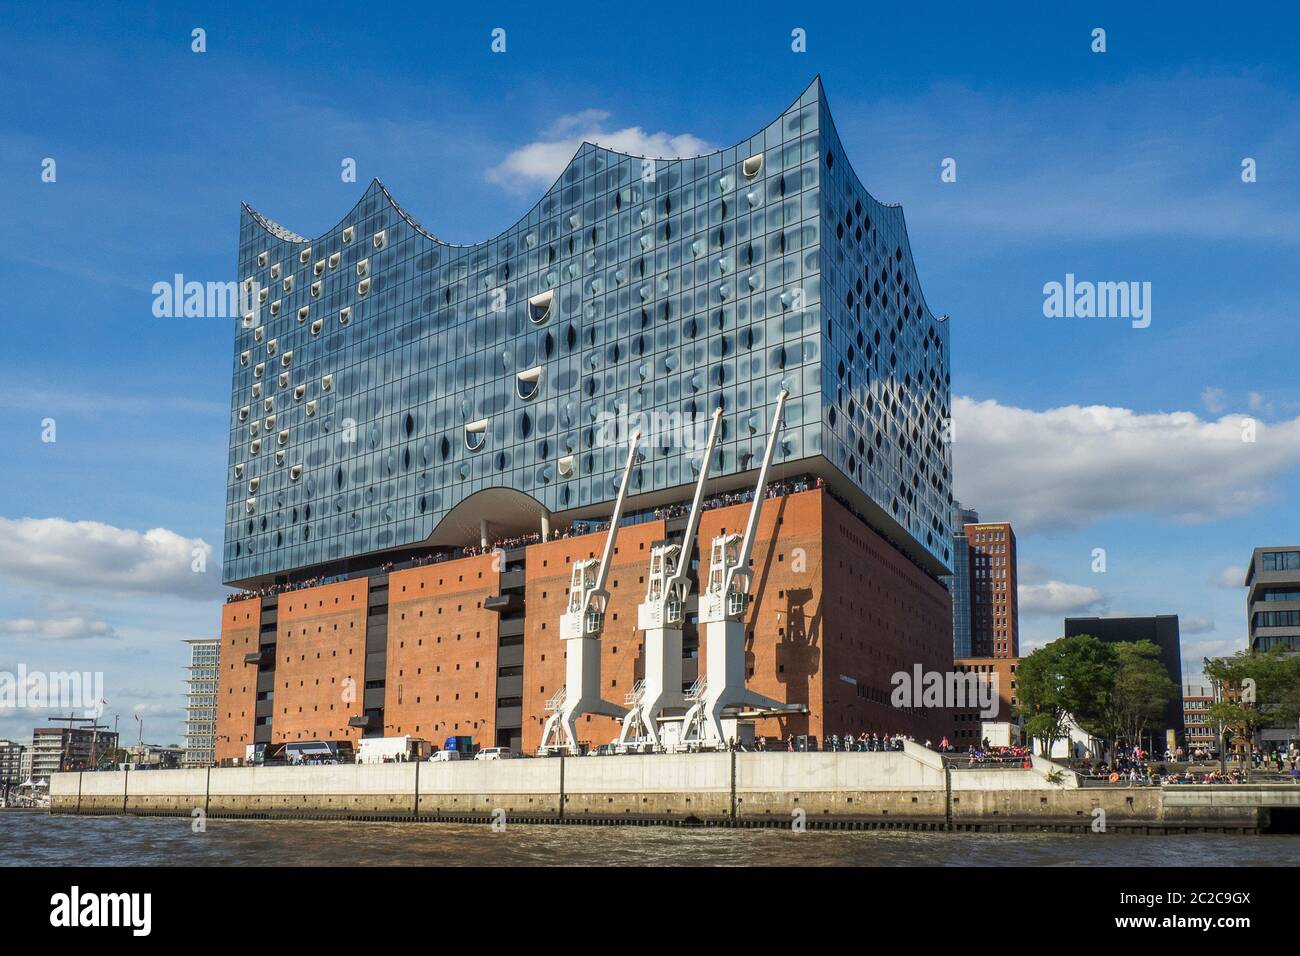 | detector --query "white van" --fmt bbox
[358,736,430,764]
[429,749,460,762]
[473,747,514,761]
